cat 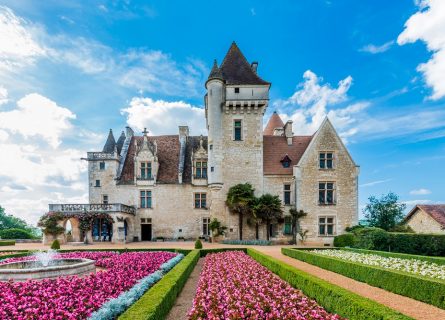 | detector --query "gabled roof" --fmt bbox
[264,111,285,135]
[218,42,270,86]
[263,135,312,175]
[102,129,116,153]
[405,204,445,228]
